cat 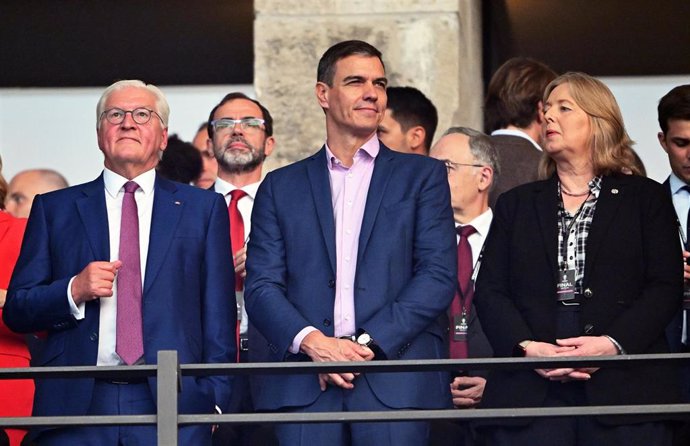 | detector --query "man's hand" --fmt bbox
[683,250,690,280]
[233,245,247,278]
[450,375,485,408]
[300,330,375,391]
[70,261,122,305]
[0,288,6,308]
